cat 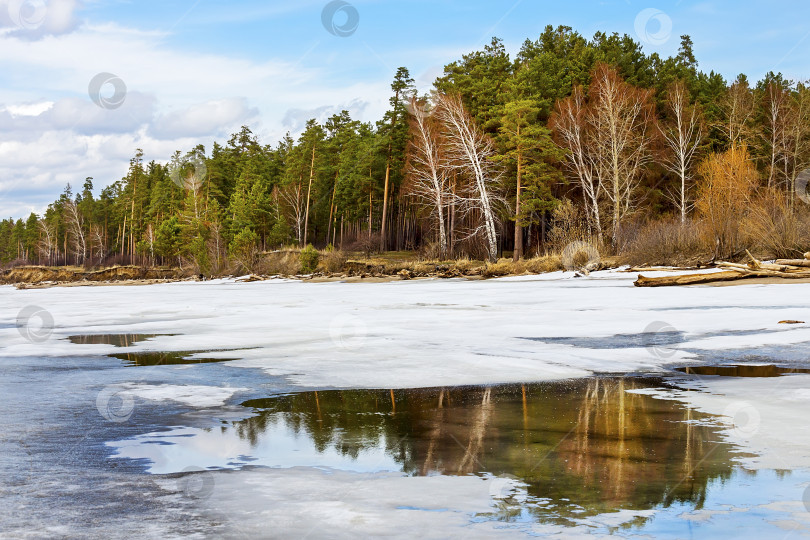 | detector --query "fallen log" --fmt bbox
[724,267,810,278]
[634,271,753,287]
[719,261,807,272]
[775,259,810,268]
